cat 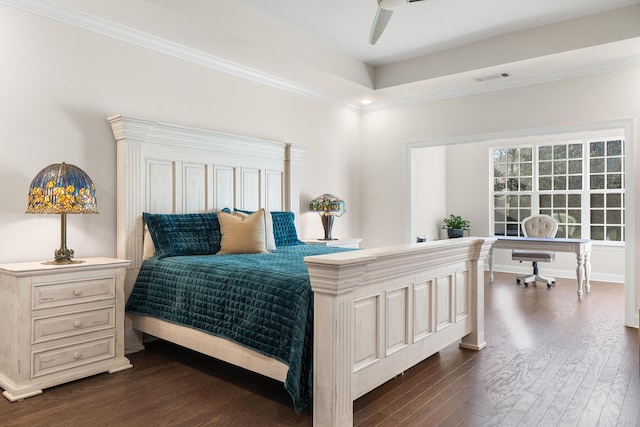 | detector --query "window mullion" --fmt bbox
[582,141,590,240]
[492,136,624,243]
